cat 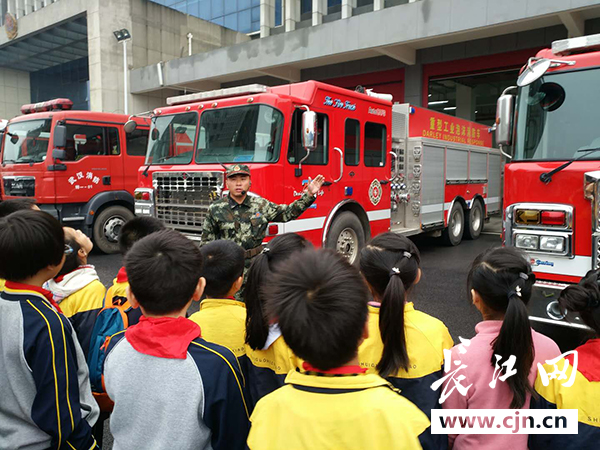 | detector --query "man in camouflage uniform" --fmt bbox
[201,164,325,297]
